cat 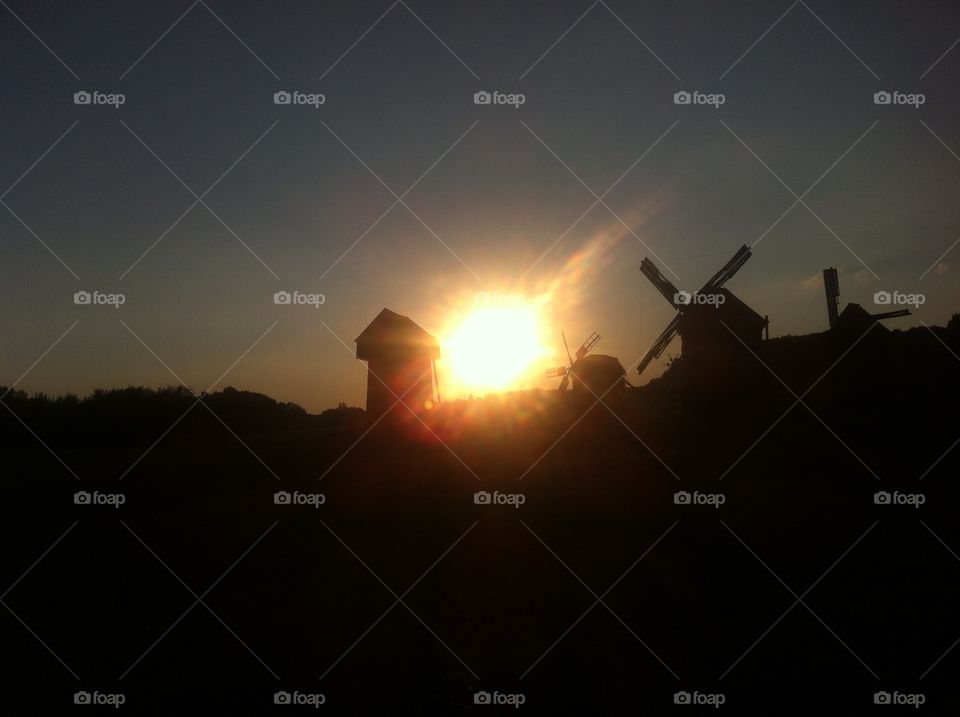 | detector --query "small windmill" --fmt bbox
[546,331,601,391]
[637,244,754,376]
